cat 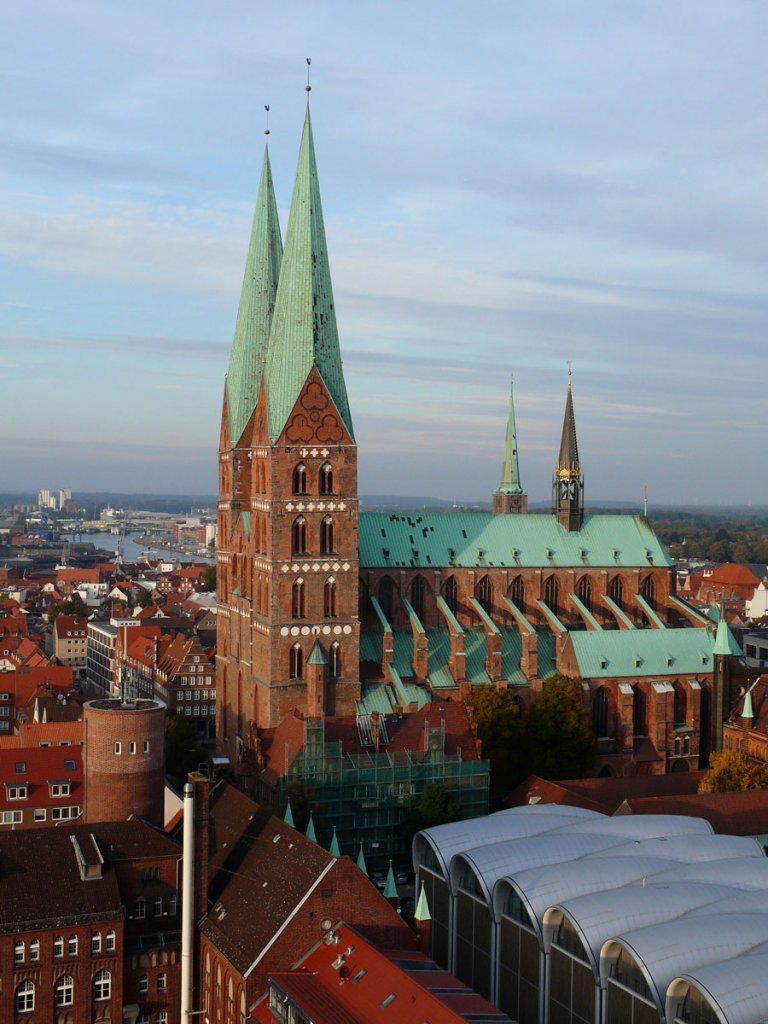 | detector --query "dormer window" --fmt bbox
[50,782,71,798]
[7,785,27,801]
